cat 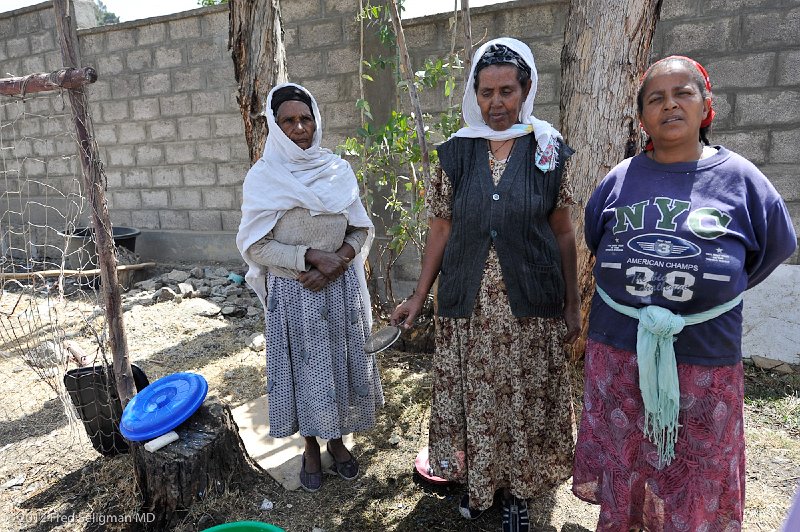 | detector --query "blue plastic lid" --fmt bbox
[120,372,208,442]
